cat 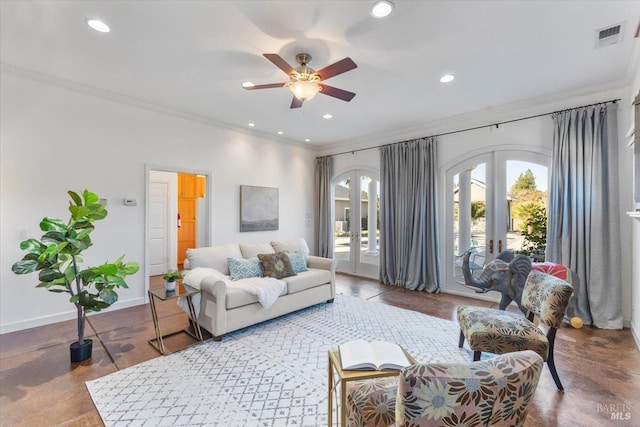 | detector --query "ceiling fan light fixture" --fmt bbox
[87,18,110,33]
[440,74,455,83]
[242,81,255,88]
[289,80,321,101]
[370,1,394,18]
